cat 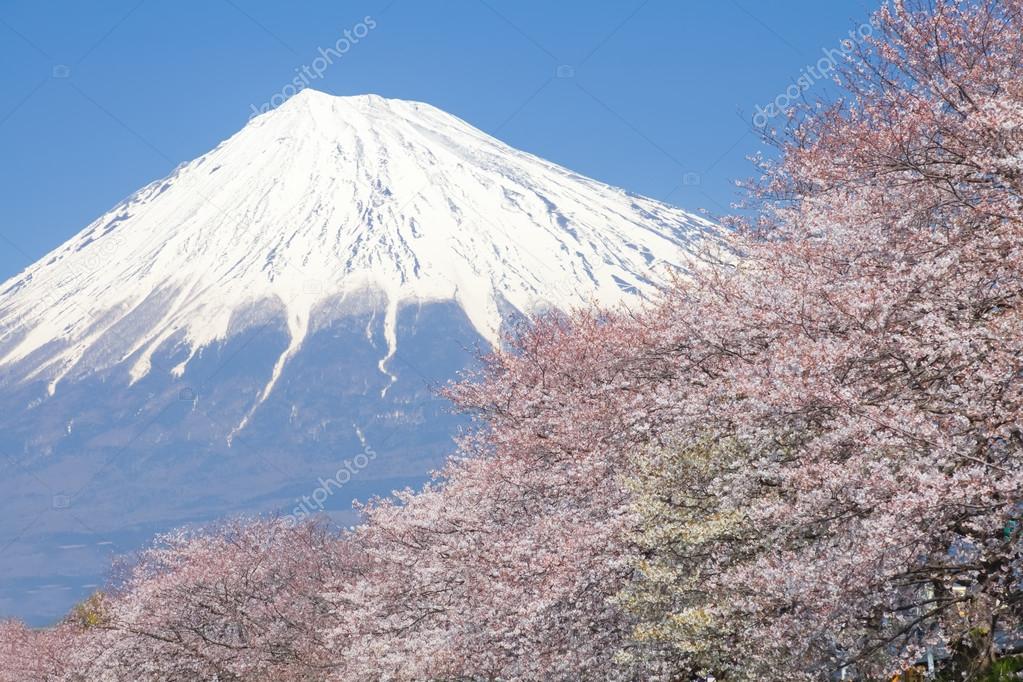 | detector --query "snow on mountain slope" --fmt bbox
[0,89,719,420]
